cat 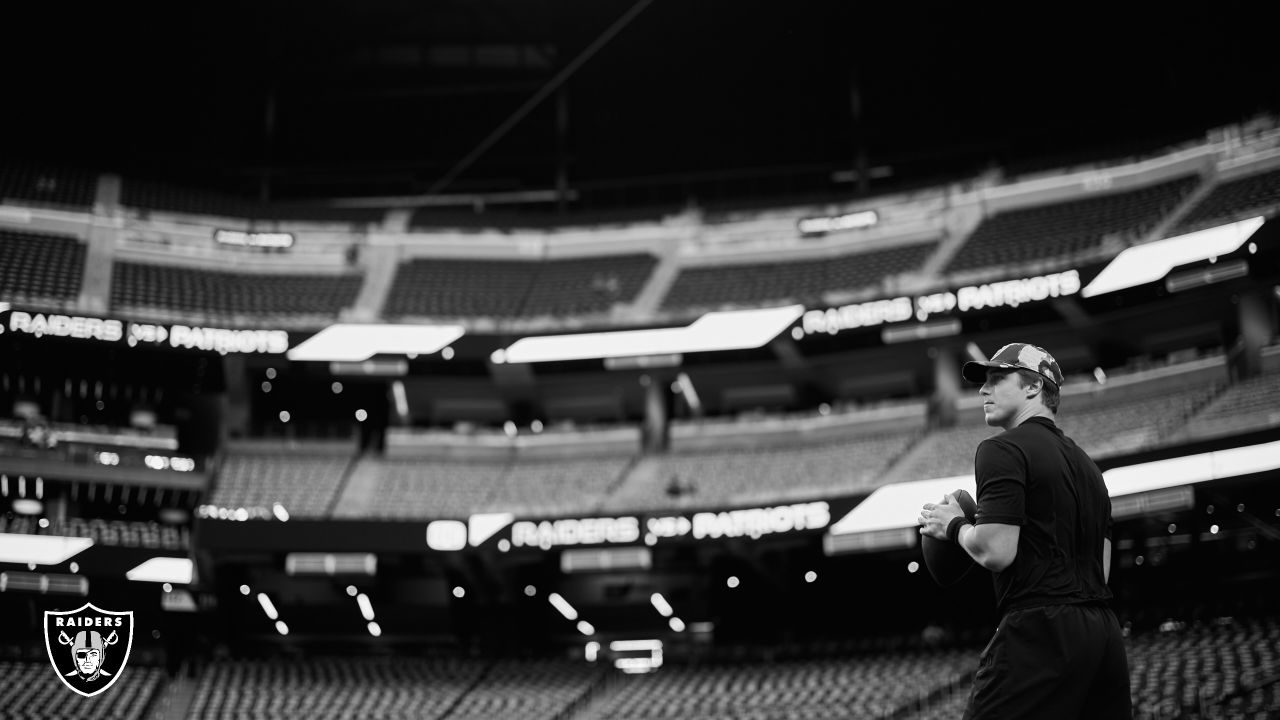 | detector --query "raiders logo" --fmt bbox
[43,603,134,698]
